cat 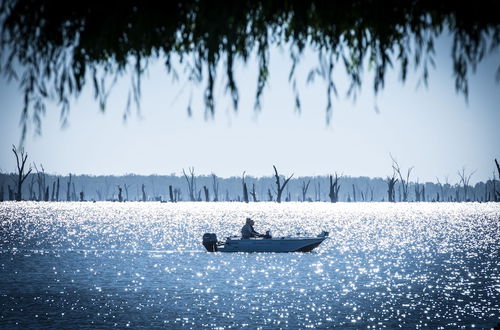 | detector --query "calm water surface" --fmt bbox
[1,202,499,329]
